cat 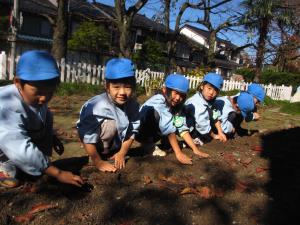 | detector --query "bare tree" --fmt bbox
[114,0,148,58]
[162,0,240,73]
[195,0,244,68]
[51,0,68,61]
